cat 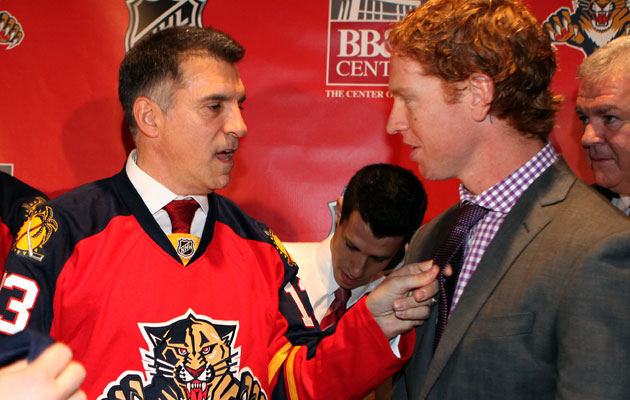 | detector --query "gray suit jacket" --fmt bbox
[393,159,630,400]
